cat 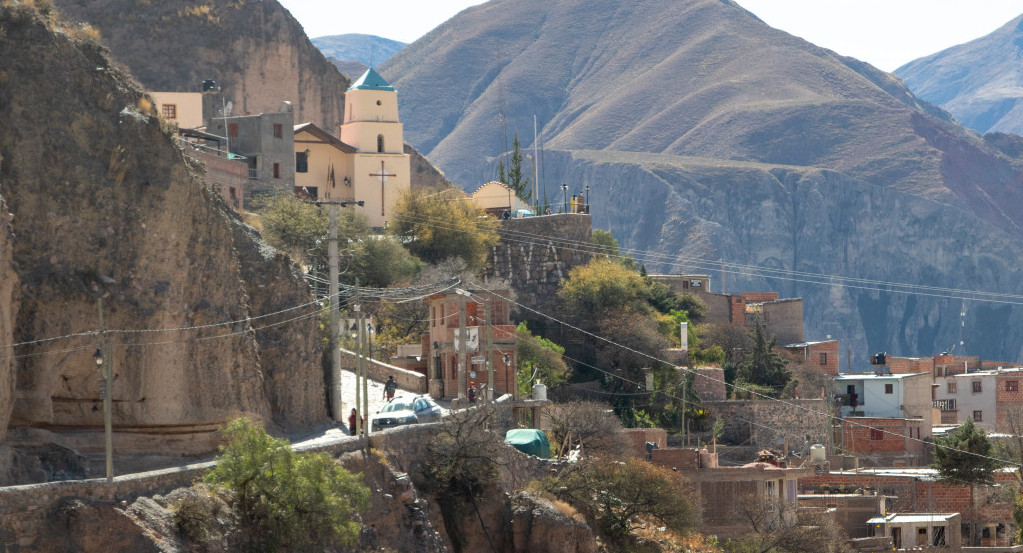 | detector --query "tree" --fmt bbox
[389,188,499,272]
[515,322,570,396]
[735,318,790,397]
[540,456,698,542]
[252,192,328,263]
[591,228,637,268]
[542,400,625,459]
[931,418,1000,545]
[425,403,505,500]
[204,418,369,552]
[506,134,530,201]
[723,494,849,553]
[558,258,652,322]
